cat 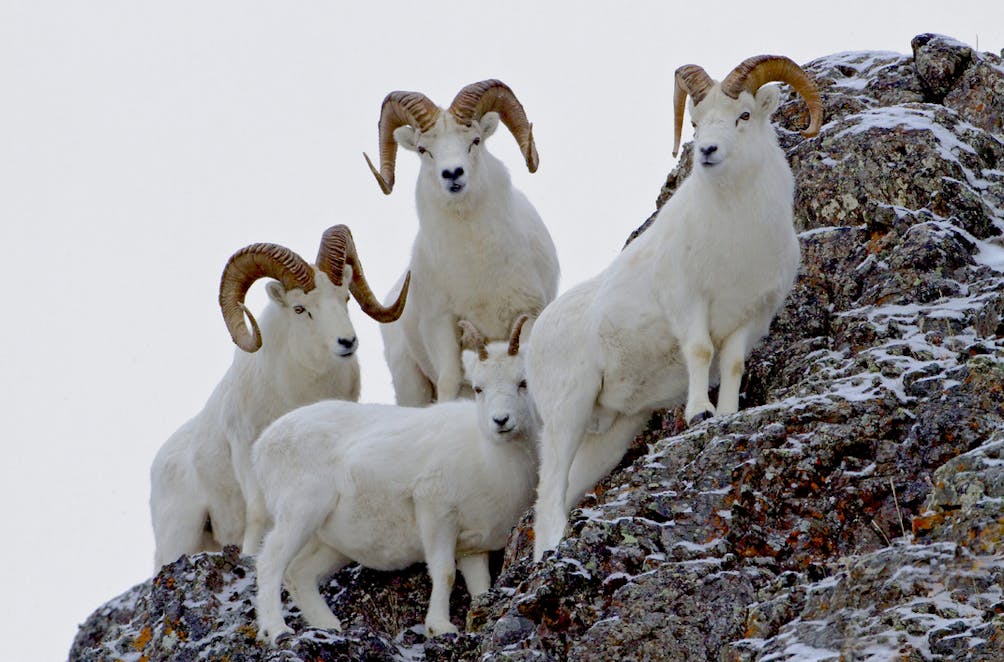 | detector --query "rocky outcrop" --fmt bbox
[71,34,1004,661]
